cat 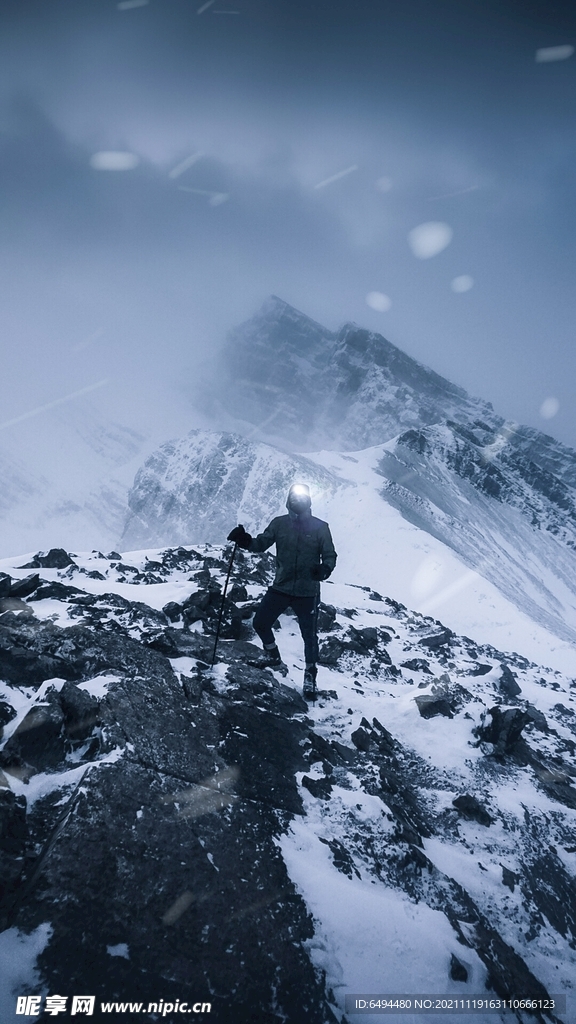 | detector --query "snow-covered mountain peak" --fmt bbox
[200,296,499,452]
[121,429,343,550]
